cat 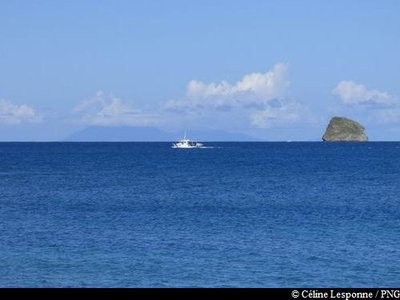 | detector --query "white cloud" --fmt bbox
[331,81,400,124]
[333,80,395,105]
[165,63,290,111]
[73,91,158,126]
[187,62,289,99]
[0,99,42,124]
[162,63,310,129]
